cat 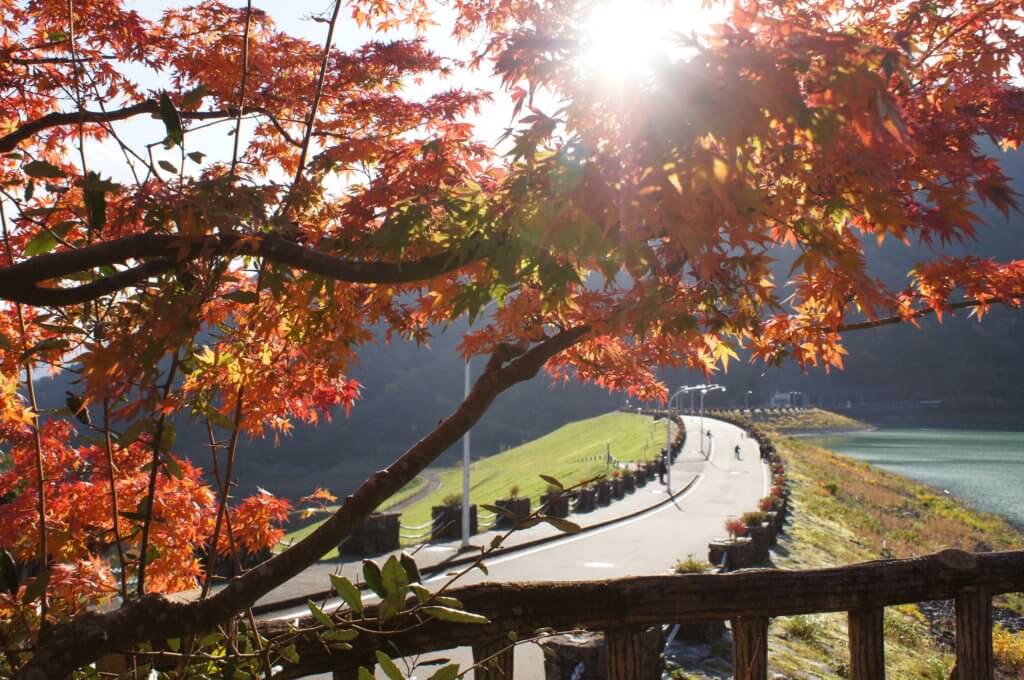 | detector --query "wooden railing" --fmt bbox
[266,548,1024,679]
